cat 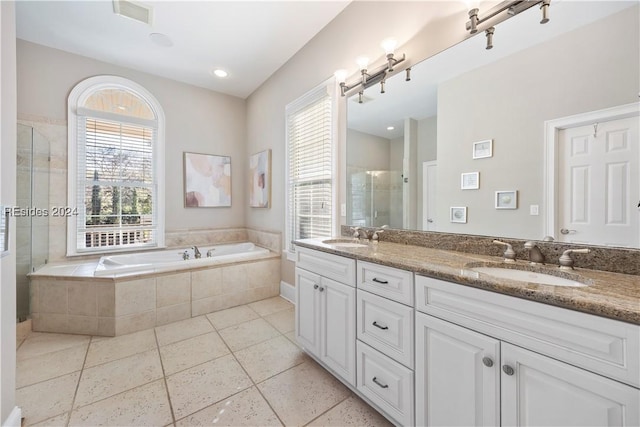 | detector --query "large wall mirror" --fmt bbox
[346,1,639,248]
